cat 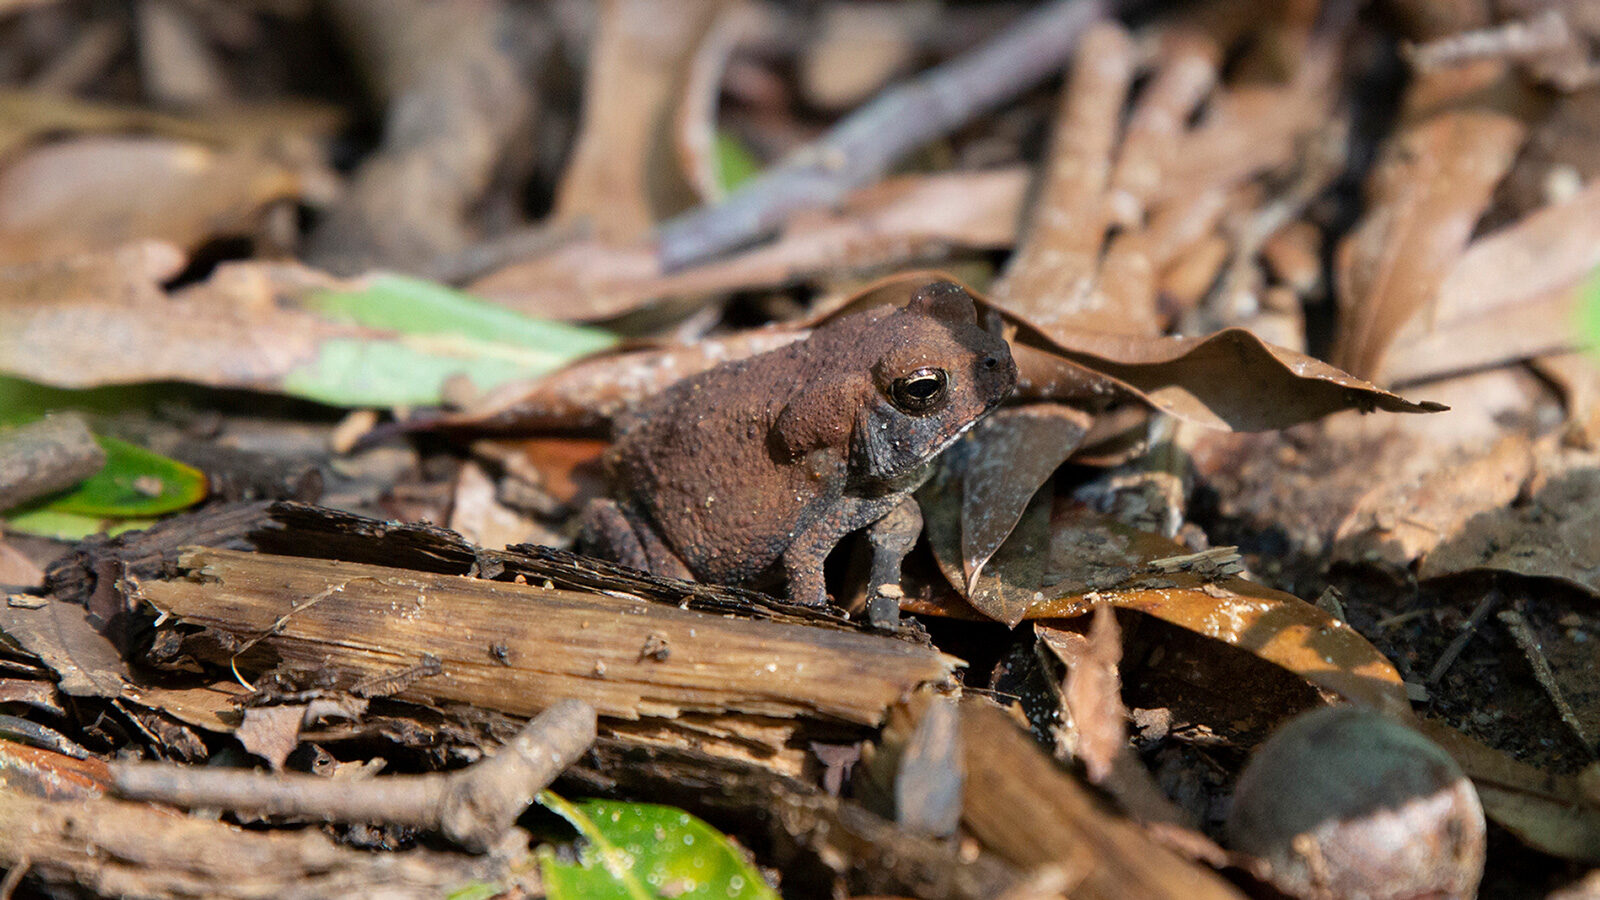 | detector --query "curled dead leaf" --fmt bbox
[918,500,1410,717]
